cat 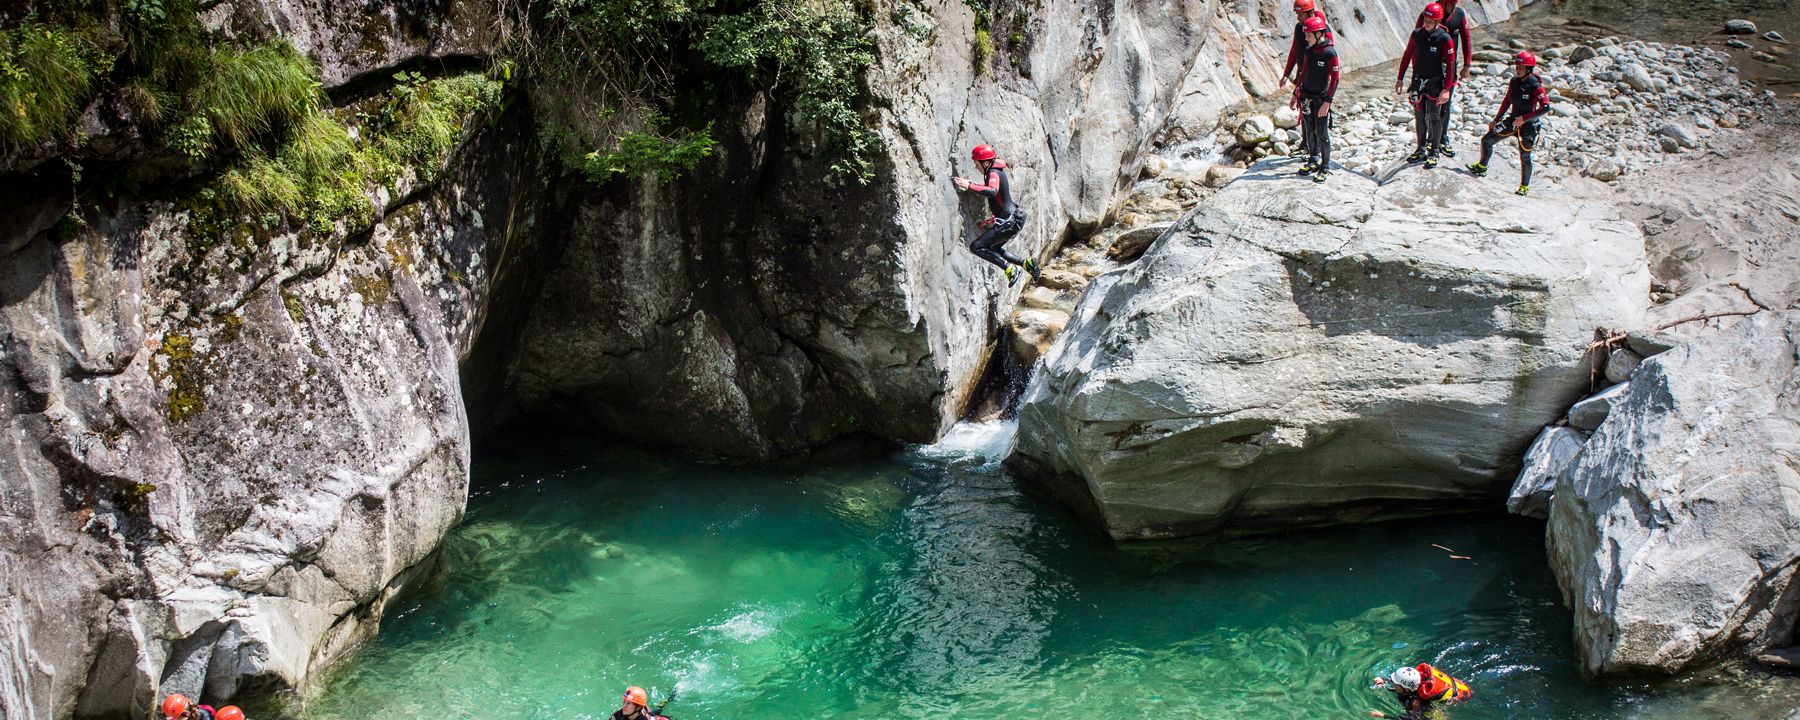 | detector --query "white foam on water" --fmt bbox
[914,419,1019,466]
[707,607,780,643]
